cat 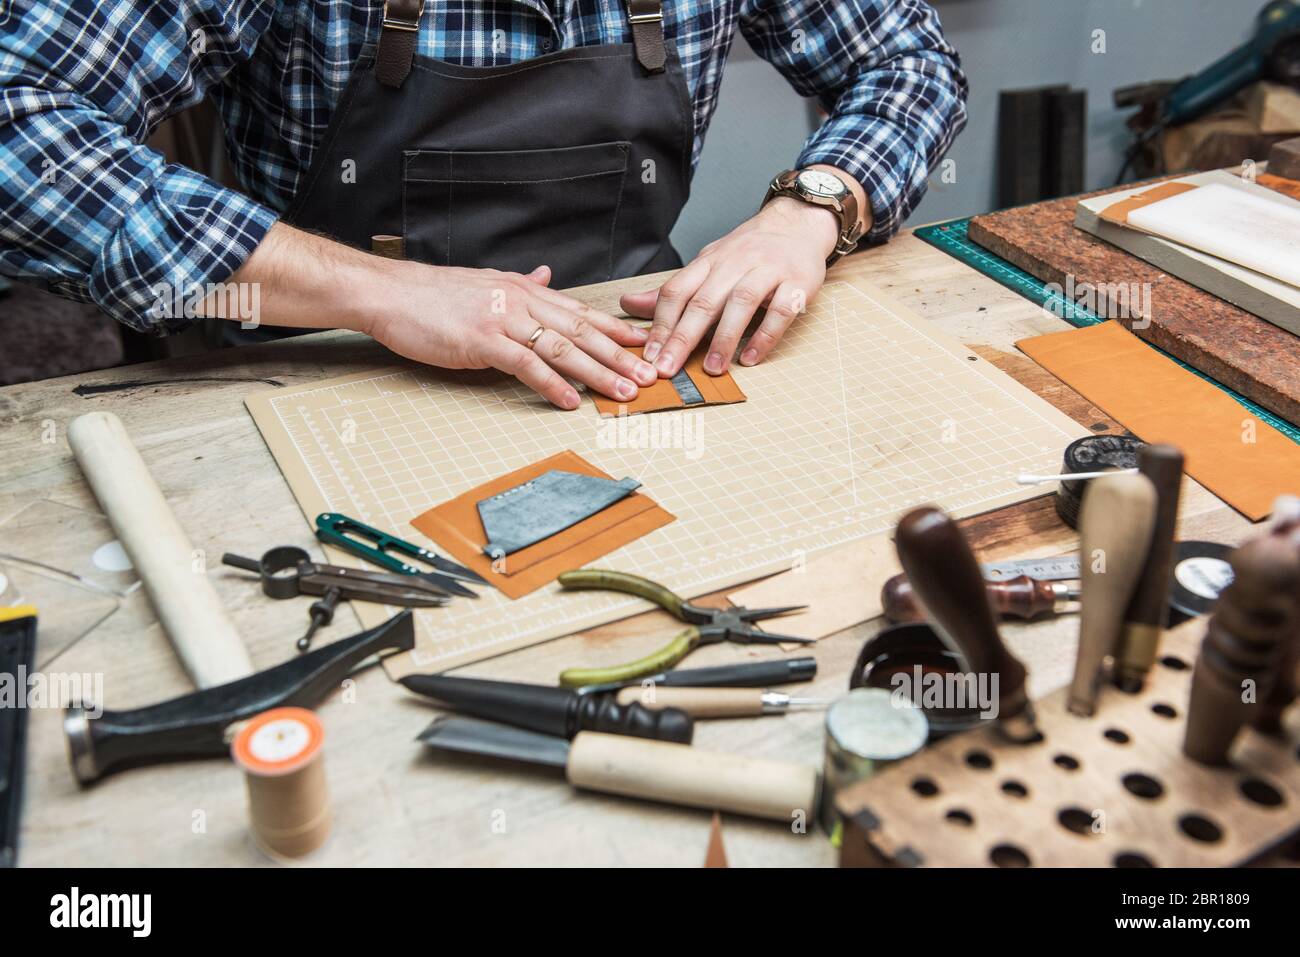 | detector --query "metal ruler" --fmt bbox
[915,218,1300,445]
[982,555,1080,583]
